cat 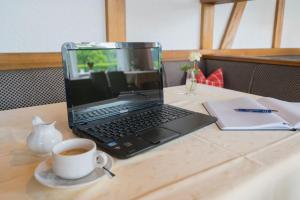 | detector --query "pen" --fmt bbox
[234,109,278,113]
